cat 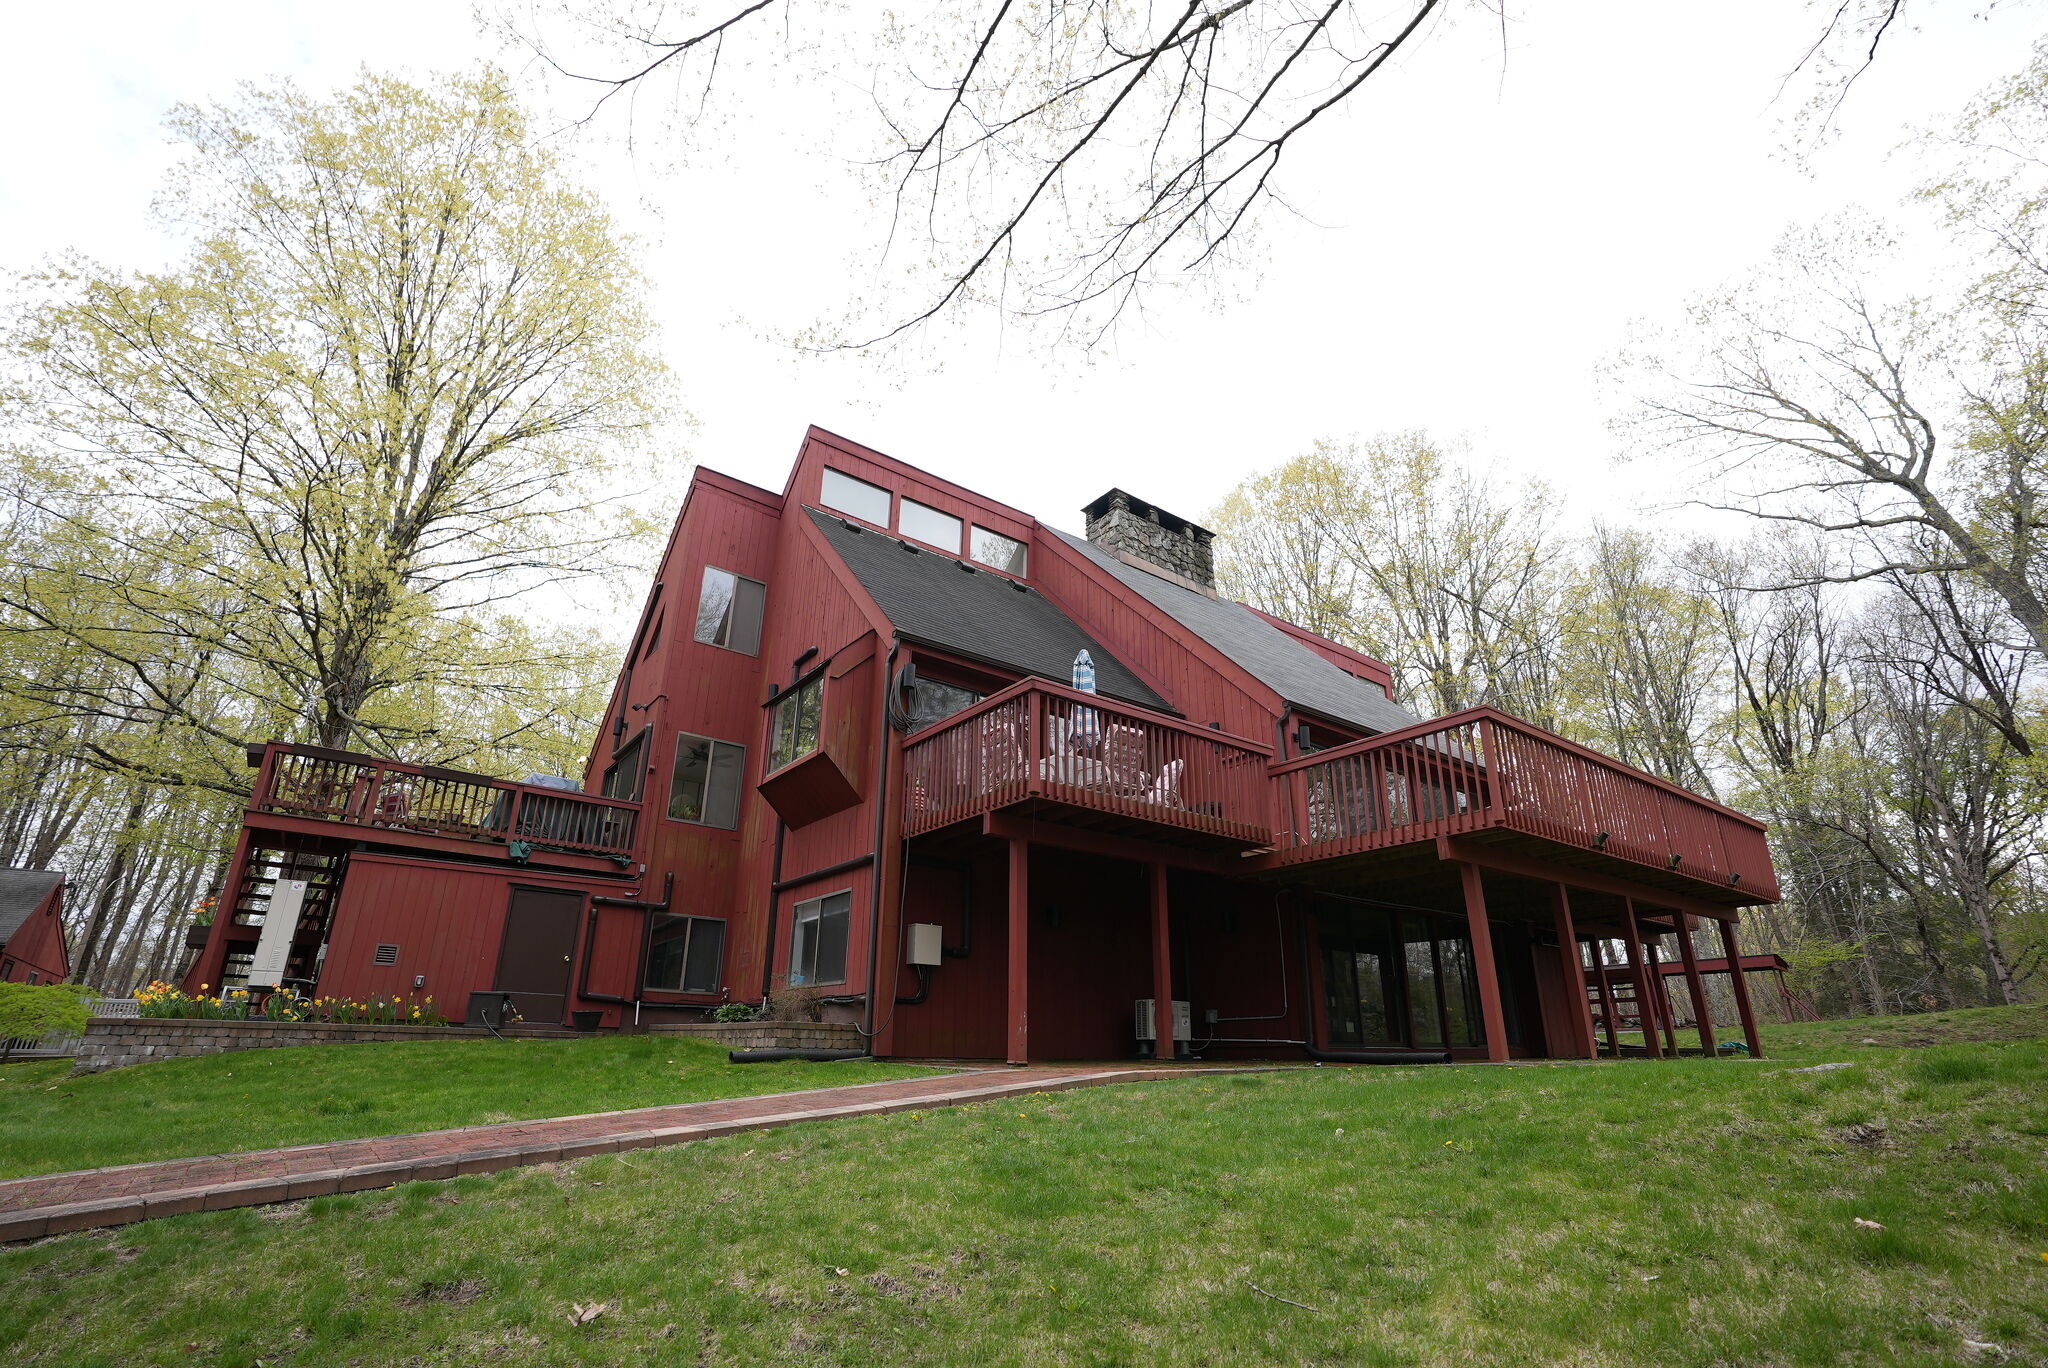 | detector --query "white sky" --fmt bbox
[1,1,2037,570]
